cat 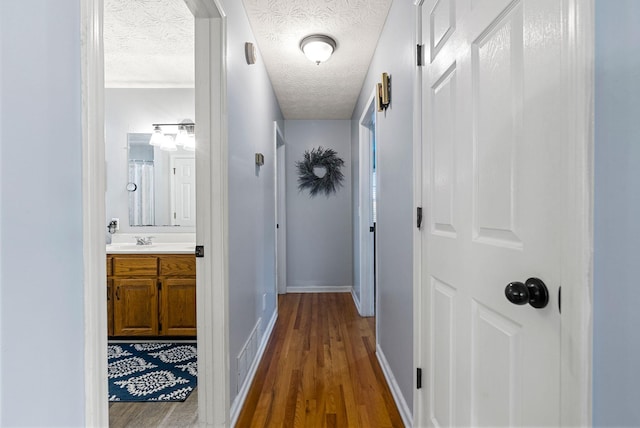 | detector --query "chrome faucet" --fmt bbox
[135,236,154,246]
